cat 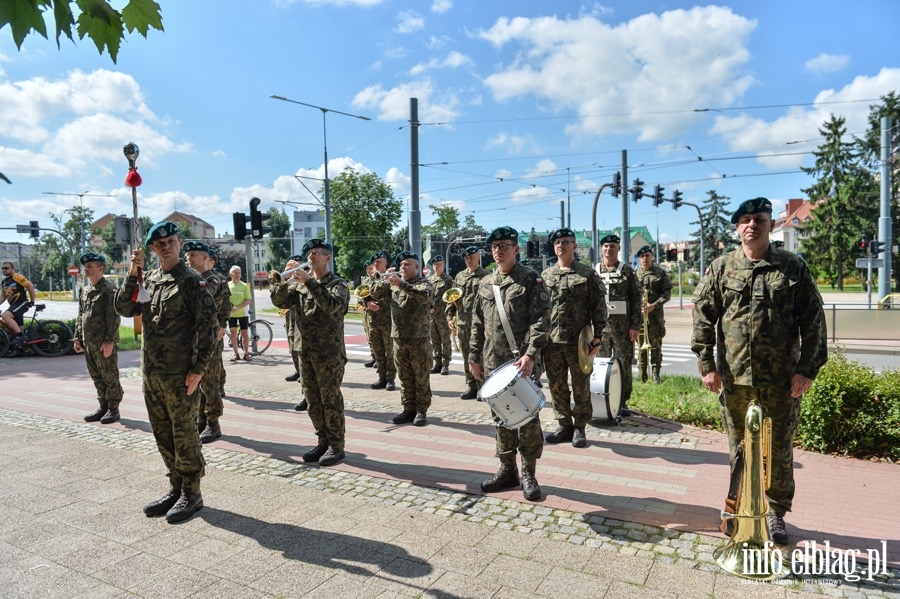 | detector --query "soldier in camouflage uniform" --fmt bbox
[116,221,218,524]
[427,255,454,375]
[595,234,642,416]
[364,251,397,391]
[184,241,231,444]
[692,197,827,546]
[635,245,672,384]
[470,227,550,501]
[361,260,377,369]
[270,239,350,467]
[448,246,489,399]
[74,252,123,425]
[280,254,307,412]
[541,229,606,448]
[385,251,434,426]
